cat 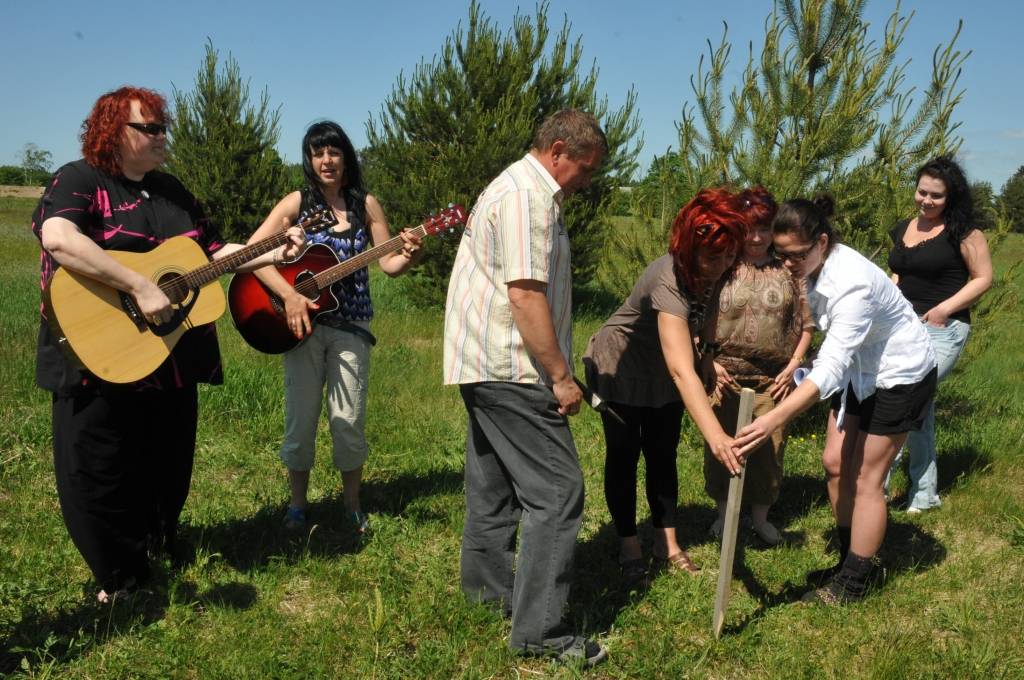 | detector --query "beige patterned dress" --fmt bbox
[703,261,812,505]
